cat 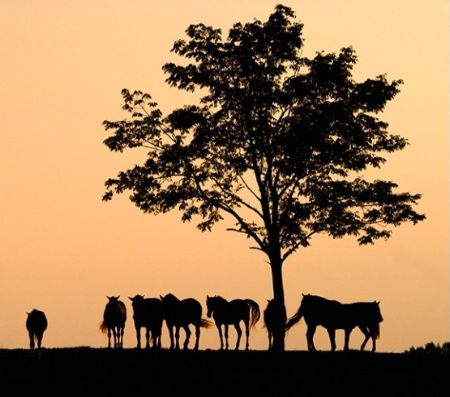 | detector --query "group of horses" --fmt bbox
[99,293,383,352]
[25,293,383,353]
